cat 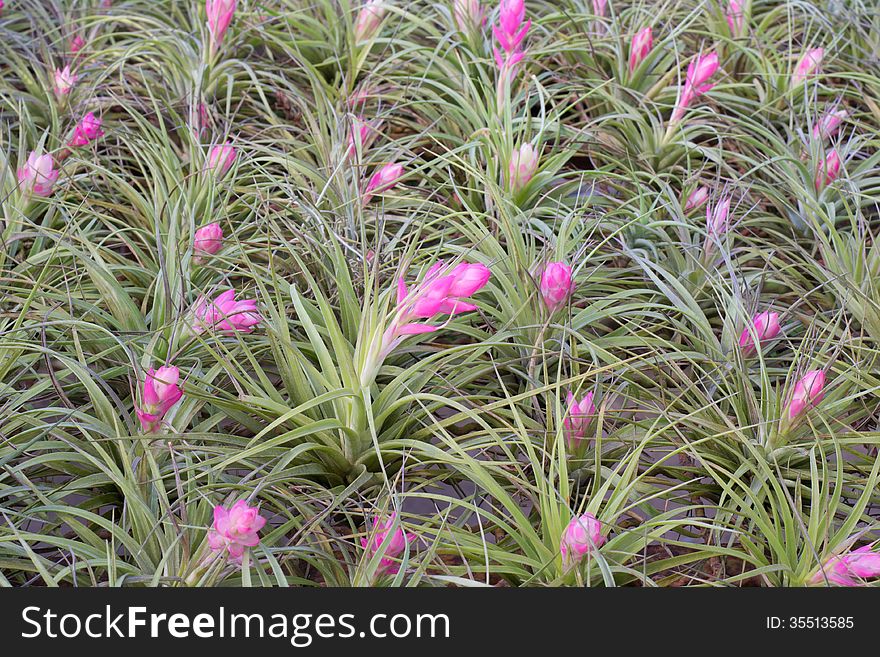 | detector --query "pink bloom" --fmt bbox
[361,512,412,575]
[207,142,236,177]
[68,112,104,147]
[670,52,719,123]
[101,0,112,7]
[815,149,840,190]
[629,27,653,73]
[786,369,826,420]
[191,289,262,334]
[363,162,404,203]
[726,0,744,36]
[54,65,78,96]
[539,262,576,313]
[206,0,237,51]
[813,109,847,140]
[454,0,485,32]
[706,196,732,236]
[793,47,824,86]
[380,261,491,357]
[194,223,224,256]
[738,311,781,356]
[70,35,86,53]
[347,119,379,158]
[136,365,183,433]
[592,0,606,17]
[493,0,530,70]
[208,500,267,561]
[684,186,709,211]
[17,152,59,197]
[354,0,386,43]
[810,545,880,586]
[563,391,596,448]
[508,142,539,192]
[560,513,605,564]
